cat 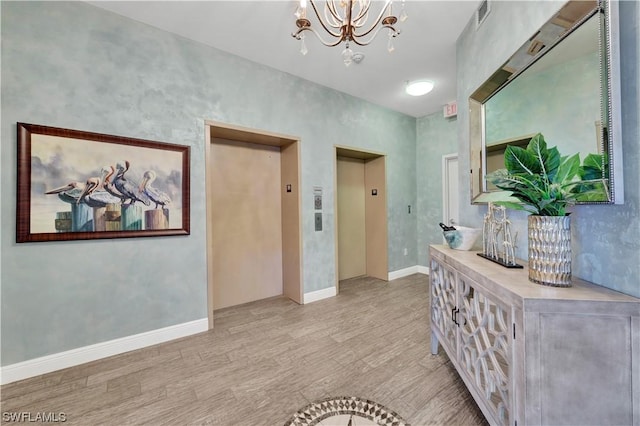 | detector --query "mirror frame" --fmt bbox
[469,0,623,204]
